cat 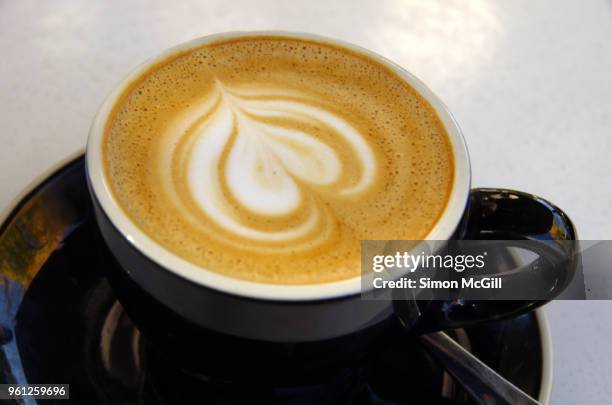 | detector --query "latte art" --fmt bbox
[103,36,454,284]
[164,81,376,253]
